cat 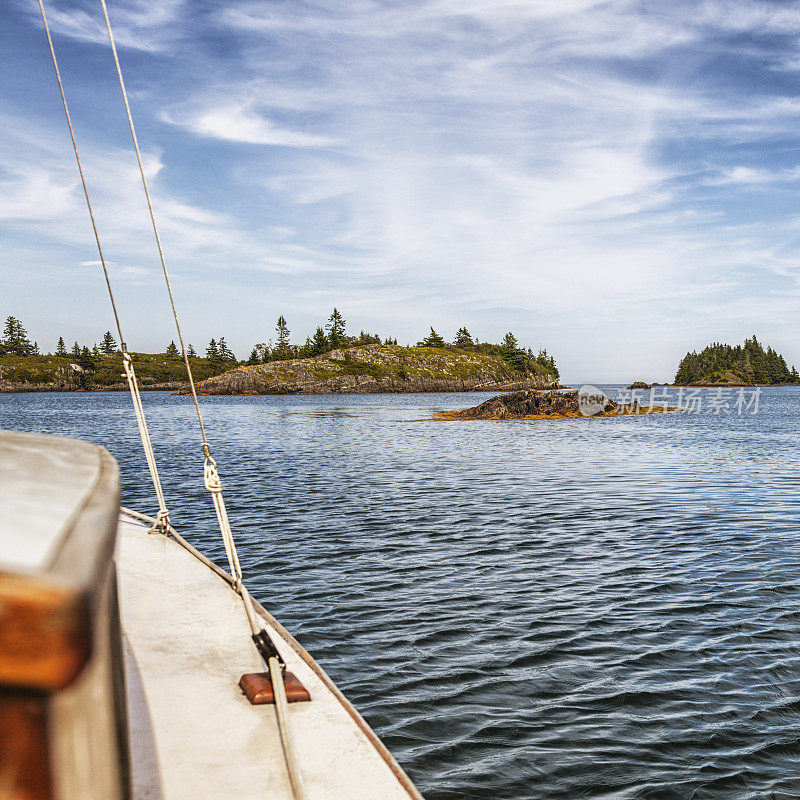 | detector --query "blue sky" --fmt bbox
[3,0,800,383]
